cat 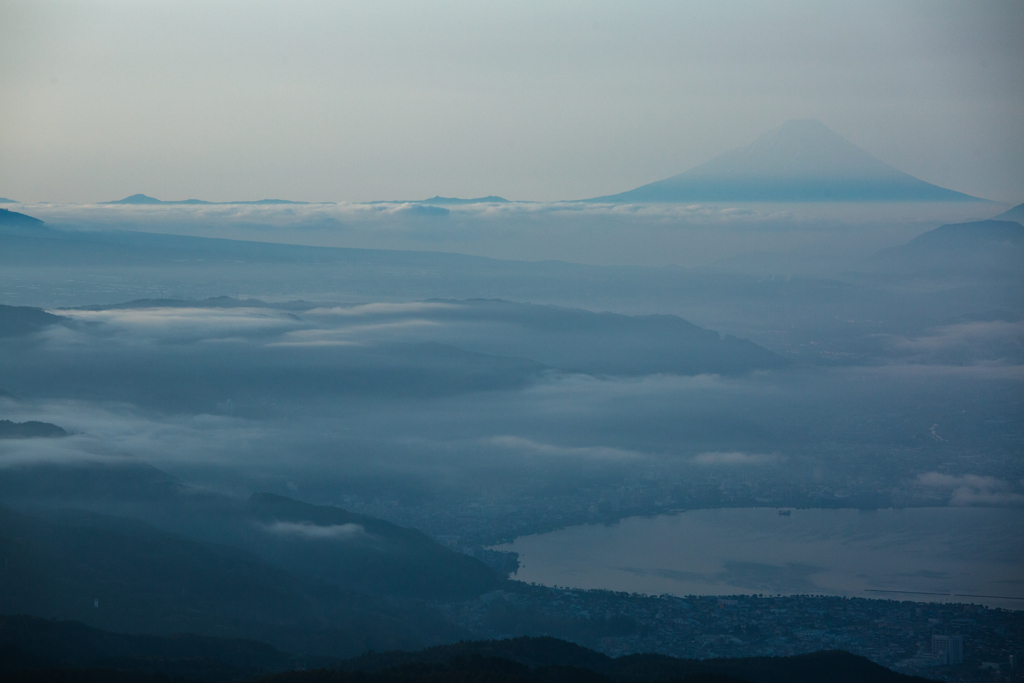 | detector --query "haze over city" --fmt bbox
[0,2,1022,683]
